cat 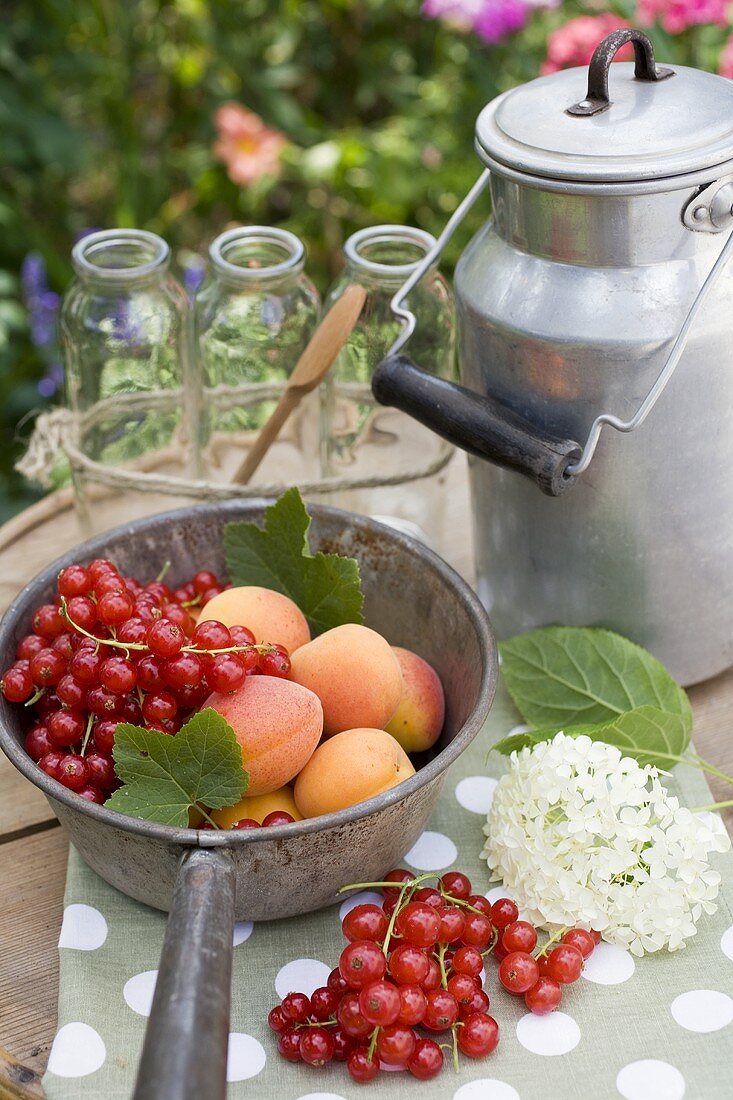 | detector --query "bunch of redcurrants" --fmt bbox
[269,866,598,1084]
[0,558,290,805]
